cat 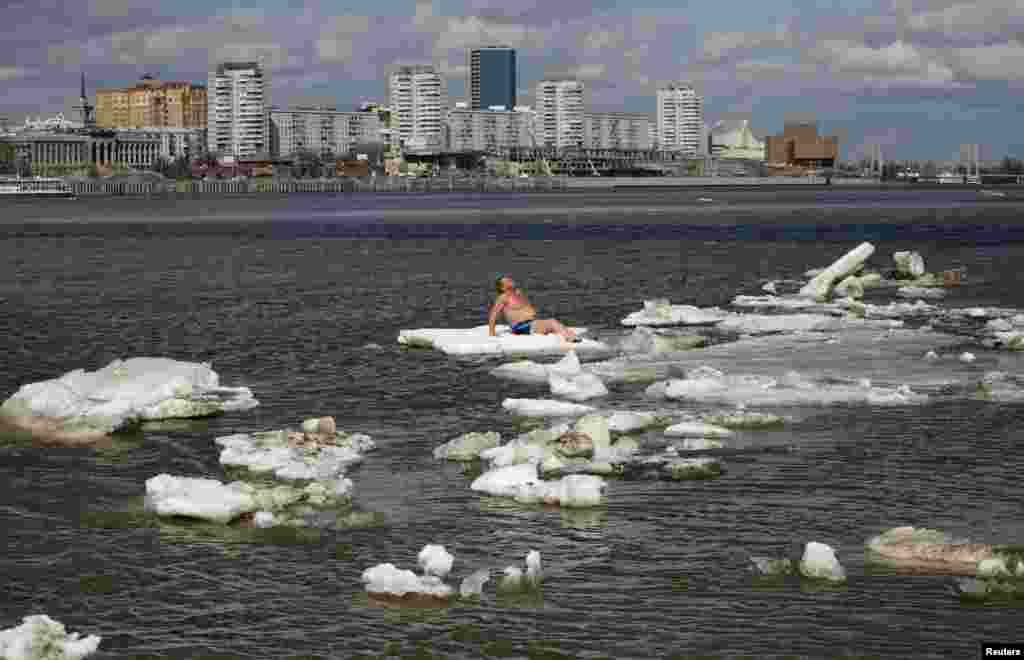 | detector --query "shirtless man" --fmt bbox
[488,276,578,341]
